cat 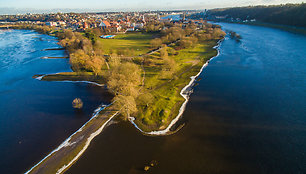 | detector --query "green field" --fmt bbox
[98,33,154,56]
